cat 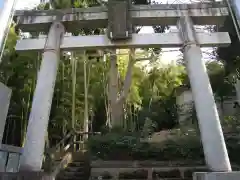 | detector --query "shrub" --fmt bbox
[87,131,141,160]
[88,127,240,164]
[87,129,204,161]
